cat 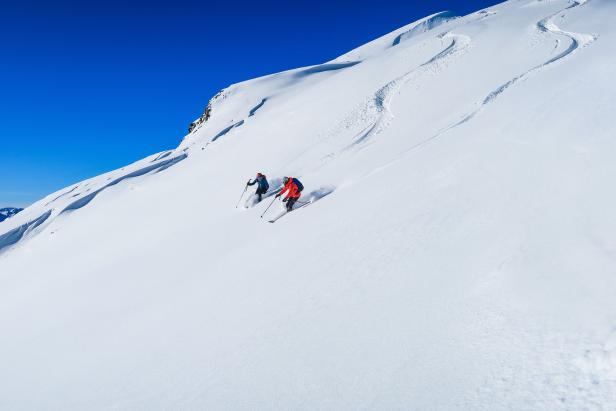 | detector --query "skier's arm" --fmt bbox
[276,183,289,198]
[247,179,256,186]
